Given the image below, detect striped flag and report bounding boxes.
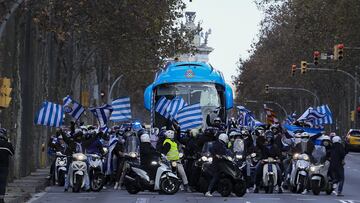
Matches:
[166,96,187,119]
[63,95,85,120]
[298,105,333,126]
[110,97,132,122]
[155,96,171,119]
[35,101,64,127]
[284,112,297,125]
[264,104,279,125]
[174,103,203,131]
[89,104,113,127]
[236,106,263,129]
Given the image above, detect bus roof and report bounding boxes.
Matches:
[152,61,226,88]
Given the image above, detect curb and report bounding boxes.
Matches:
[4,167,50,203]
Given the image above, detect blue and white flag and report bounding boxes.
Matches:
[89,104,113,127]
[283,124,323,137]
[284,112,297,125]
[175,103,203,131]
[35,101,64,127]
[166,96,187,119]
[298,105,333,126]
[63,95,85,120]
[236,106,263,129]
[110,97,132,122]
[155,96,171,119]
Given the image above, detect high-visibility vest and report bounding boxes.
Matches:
[163,138,179,161]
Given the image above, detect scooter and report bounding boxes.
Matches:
[68,153,88,192]
[309,146,333,195]
[198,155,247,197]
[54,151,67,186]
[290,153,311,193]
[123,155,180,194]
[261,157,280,194]
[87,153,105,192]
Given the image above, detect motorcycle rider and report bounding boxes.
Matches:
[330,136,346,196]
[48,132,66,183]
[161,130,190,192]
[183,129,201,190]
[254,130,283,194]
[0,128,14,203]
[205,133,230,197]
[139,133,161,183]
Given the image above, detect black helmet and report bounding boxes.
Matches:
[0,128,7,140]
[204,127,217,136]
[213,117,221,125]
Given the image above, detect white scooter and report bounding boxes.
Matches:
[54,152,68,186]
[69,153,88,192]
[262,157,279,193]
[87,153,106,192]
[290,153,311,193]
[309,146,333,195]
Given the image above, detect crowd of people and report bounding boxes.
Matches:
[0,116,349,201]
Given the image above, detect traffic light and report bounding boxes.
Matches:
[313,51,320,65]
[334,44,344,60]
[0,77,12,108]
[300,61,308,74]
[291,64,297,76]
[351,110,355,122]
[357,106,360,118]
[265,84,269,93]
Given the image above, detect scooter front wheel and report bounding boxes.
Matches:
[160,177,180,195]
[217,178,233,197]
[91,172,105,192]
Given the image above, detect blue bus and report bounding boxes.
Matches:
[144,61,234,129]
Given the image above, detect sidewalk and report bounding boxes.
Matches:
[4,168,49,203]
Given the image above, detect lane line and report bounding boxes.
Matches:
[136,198,149,203]
[259,197,281,200]
[297,198,316,201]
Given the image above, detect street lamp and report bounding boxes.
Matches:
[266,85,320,106]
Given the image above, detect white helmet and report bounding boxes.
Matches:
[140,133,150,143]
[332,136,341,143]
[218,133,229,144]
[165,130,175,139]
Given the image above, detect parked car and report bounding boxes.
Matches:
[345,129,360,151]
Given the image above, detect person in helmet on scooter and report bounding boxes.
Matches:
[205,133,230,197]
[161,130,190,192]
[254,130,283,194]
[0,128,14,203]
[140,133,161,183]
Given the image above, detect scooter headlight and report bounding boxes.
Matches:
[73,153,87,161]
[293,153,300,160]
[236,154,243,159]
[310,166,316,172]
[227,156,234,162]
[302,154,310,161]
[179,153,184,158]
[151,161,158,165]
[201,156,207,162]
[171,161,177,167]
[129,152,137,158]
[208,157,213,163]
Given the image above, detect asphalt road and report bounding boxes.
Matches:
[28,153,360,203]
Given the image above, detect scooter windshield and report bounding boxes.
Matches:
[312,145,326,164]
[233,139,245,154]
[125,136,140,155]
[202,142,214,156]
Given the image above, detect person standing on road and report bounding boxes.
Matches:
[205,133,229,197]
[0,128,14,203]
[330,136,346,196]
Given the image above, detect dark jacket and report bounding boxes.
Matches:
[211,140,229,161]
[257,144,282,160]
[330,142,346,170]
[0,139,14,167]
[140,142,160,166]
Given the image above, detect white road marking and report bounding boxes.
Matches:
[259,197,281,200]
[26,192,47,203]
[338,200,356,203]
[245,201,251,203]
[77,196,96,199]
[136,198,149,203]
[297,198,316,201]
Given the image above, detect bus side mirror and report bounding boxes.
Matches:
[225,83,233,110]
[144,84,153,111]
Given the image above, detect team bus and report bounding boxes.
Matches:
[144,61,234,129]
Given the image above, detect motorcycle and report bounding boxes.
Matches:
[123,136,180,194]
[87,148,108,192]
[68,153,88,192]
[196,142,214,193]
[54,151,68,186]
[261,157,280,194]
[290,153,311,193]
[199,154,247,197]
[309,146,333,195]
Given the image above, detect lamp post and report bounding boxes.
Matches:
[266,85,320,106]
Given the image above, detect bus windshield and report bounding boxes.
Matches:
[154,83,225,128]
